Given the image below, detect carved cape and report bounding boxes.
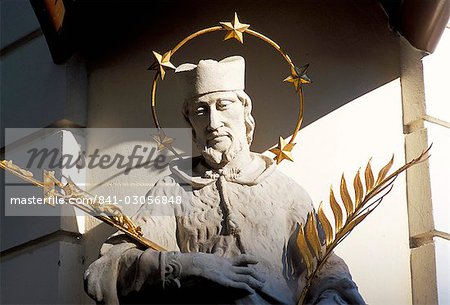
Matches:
[84,154,363,305]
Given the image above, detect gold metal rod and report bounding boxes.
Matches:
[151,73,161,129]
[289,87,304,144]
[150,24,304,156]
[171,26,223,55]
[246,28,303,145]
[246,29,295,68]
[167,146,183,159]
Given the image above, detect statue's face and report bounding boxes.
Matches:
[187,91,249,166]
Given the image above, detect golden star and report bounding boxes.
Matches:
[148,51,176,80]
[283,64,311,92]
[220,13,250,44]
[269,136,296,164]
[151,133,174,151]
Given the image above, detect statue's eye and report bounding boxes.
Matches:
[195,106,207,116]
[217,100,233,109]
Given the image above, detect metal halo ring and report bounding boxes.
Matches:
[149,14,310,164]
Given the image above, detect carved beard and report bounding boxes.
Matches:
[200,134,244,166]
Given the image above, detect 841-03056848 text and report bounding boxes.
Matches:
[97,195,182,205]
[9,195,183,206]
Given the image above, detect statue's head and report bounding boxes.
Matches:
[177,56,255,167]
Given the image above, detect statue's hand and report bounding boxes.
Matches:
[183,253,266,295]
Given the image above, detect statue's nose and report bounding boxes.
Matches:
[207,108,224,130]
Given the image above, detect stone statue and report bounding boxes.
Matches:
[84,56,365,305]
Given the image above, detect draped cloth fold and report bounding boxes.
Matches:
[84,154,365,305]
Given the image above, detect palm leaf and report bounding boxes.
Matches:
[306,212,322,259]
[338,210,370,239]
[296,147,430,305]
[376,155,394,185]
[317,202,333,246]
[340,174,354,217]
[297,224,314,277]
[329,187,343,232]
[0,160,164,251]
[353,170,364,208]
[364,159,375,192]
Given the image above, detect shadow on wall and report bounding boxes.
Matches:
[84,0,400,153]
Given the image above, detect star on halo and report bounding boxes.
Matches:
[151,133,174,151]
[148,51,176,80]
[284,64,311,92]
[269,137,296,164]
[220,13,250,44]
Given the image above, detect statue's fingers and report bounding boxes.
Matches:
[223,279,255,295]
[232,266,266,283]
[231,273,265,290]
[232,254,259,266]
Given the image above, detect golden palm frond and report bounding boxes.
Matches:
[296,146,431,305]
[0,160,165,251]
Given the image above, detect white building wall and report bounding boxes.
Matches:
[422,25,450,305]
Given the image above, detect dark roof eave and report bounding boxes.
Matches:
[401,0,450,54]
[29,0,73,64]
[30,0,450,64]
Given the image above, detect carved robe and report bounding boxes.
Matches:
[84,154,363,305]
